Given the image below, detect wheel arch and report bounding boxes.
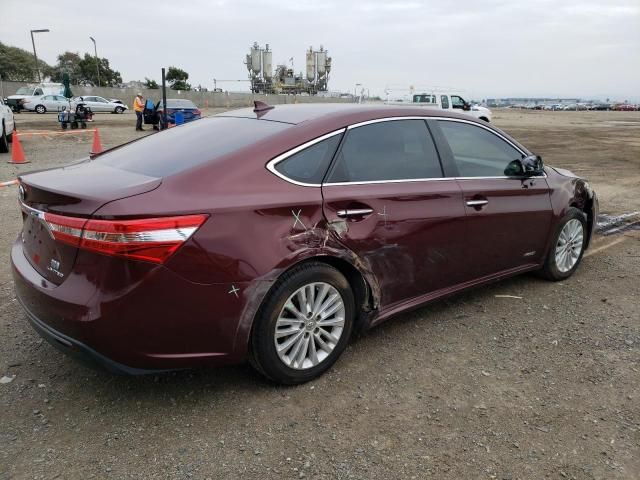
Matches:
[237,253,377,359]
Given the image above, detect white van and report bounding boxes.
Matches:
[5,83,65,112]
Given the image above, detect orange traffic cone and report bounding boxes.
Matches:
[8,133,29,164]
[90,128,103,156]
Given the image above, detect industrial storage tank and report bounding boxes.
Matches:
[316,48,327,76]
[250,43,262,74]
[262,45,272,80]
[306,47,316,82]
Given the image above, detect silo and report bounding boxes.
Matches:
[306,47,316,82]
[316,49,327,76]
[262,45,272,80]
[250,43,262,74]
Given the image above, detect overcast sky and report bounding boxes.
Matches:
[2,0,639,100]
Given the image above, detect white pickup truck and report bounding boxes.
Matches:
[0,97,16,153]
[387,92,493,122]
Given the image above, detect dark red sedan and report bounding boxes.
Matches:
[12,103,598,384]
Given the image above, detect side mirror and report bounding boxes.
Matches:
[463,103,471,111]
[504,155,544,177]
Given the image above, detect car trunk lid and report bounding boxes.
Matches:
[18,161,161,285]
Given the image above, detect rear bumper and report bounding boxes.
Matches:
[11,238,253,373]
[18,295,160,375]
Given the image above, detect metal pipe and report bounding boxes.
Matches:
[90,36,100,87]
[161,68,168,128]
[30,29,49,83]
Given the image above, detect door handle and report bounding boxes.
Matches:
[466,199,489,207]
[336,208,373,218]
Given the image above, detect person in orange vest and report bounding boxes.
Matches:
[134,93,145,131]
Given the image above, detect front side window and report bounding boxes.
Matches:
[327,120,442,183]
[437,120,523,177]
[274,134,342,184]
[451,96,466,109]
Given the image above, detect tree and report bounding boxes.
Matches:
[0,41,52,81]
[144,77,159,89]
[49,51,83,84]
[166,66,191,91]
[78,54,122,86]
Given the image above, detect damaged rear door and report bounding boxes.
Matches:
[322,118,467,309]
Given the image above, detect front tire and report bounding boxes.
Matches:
[35,105,46,114]
[539,207,587,281]
[115,106,125,114]
[251,262,355,384]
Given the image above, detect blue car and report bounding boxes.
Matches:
[144,99,202,129]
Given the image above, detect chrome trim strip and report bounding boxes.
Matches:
[323,174,546,187]
[19,200,45,219]
[346,116,434,129]
[323,177,454,187]
[466,200,489,206]
[336,208,373,218]
[19,201,54,239]
[264,115,543,187]
[265,129,346,188]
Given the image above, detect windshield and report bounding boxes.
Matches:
[95,116,289,177]
[15,87,32,95]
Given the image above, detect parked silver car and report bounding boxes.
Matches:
[73,96,128,113]
[22,94,72,114]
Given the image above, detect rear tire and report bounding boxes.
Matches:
[250,262,355,384]
[0,125,8,153]
[35,105,46,114]
[539,207,587,281]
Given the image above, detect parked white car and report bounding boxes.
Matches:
[22,94,72,114]
[1,97,16,153]
[5,83,64,112]
[73,96,128,113]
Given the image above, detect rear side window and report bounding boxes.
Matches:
[96,117,289,177]
[437,120,523,177]
[327,120,442,183]
[274,134,342,184]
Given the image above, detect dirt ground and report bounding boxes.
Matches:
[0,109,638,479]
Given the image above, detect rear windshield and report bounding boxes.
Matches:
[95,117,289,177]
[160,99,197,109]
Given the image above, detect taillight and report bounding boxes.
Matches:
[193,109,201,116]
[43,213,208,264]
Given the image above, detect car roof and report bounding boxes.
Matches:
[217,103,479,126]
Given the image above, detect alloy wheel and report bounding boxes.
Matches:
[555,219,584,273]
[274,282,345,370]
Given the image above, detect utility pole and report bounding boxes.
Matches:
[89,36,100,87]
[30,29,50,82]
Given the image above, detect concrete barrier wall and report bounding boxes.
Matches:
[0,80,353,108]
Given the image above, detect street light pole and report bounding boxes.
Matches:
[89,36,100,87]
[30,29,50,83]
